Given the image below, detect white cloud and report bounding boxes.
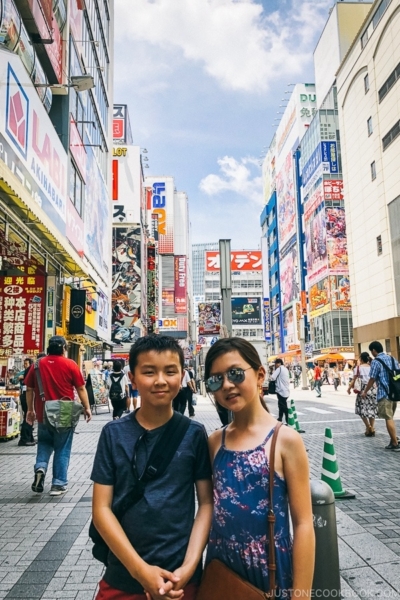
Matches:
[200,156,263,205]
[115,0,332,92]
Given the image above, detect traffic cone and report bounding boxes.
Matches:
[291,399,305,433]
[321,428,355,499]
[286,404,296,429]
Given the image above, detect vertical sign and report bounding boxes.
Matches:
[45,275,56,347]
[174,256,187,314]
[263,298,271,343]
[69,289,86,334]
[113,105,126,142]
[0,275,45,356]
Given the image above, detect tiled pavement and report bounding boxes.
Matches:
[1,390,400,598]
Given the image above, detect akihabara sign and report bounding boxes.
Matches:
[0,55,68,235]
[0,275,45,356]
[205,251,262,272]
[174,256,187,314]
[146,177,174,254]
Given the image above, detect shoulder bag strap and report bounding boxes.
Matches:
[34,360,46,402]
[267,422,283,598]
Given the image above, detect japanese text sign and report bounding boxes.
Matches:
[205,251,262,272]
[0,275,45,356]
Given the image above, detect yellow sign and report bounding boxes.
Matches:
[113,147,127,157]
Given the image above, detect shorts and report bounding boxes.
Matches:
[96,579,199,600]
[128,384,139,399]
[377,398,397,420]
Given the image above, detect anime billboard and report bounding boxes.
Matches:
[326,207,349,275]
[276,151,296,250]
[280,243,299,307]
[305,205,328,287]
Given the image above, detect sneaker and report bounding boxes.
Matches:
[385,443,400,451]
[49,485,68,496]
[32,469,45,493]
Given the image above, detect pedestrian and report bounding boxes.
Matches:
[269,358,290,423]
[124,361,139,410]
[333,366,341,391]
[107,360,129,419]
[18,358,35,446]
[25,336,92,496]
[307,366,315,390]
[348,352,377,436]
[314,362,322,397]
[322,366,330,385]
[203,338,315,598]
[362,341,400,451]
[91,334,213,600]
[181,367,195,417]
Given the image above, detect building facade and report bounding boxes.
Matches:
[336,0,400,357]
[192,242,219,296]
[0,0,114,370]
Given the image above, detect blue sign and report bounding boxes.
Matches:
[301,145,322,189]
[321,141,338,174]
[263,298,271,343]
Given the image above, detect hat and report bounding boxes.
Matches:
[48,335,67,348]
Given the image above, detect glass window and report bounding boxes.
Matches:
[0,0,21,51]
[377,235,382,255]
[364,74,370,93]
[367,117,373,136]
[371,161,376,180]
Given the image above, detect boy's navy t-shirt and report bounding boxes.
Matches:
[90,411,212,594]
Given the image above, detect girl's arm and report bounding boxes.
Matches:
[92,483,182,600]
[281,430,315,598]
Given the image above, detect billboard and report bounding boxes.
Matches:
[263,298,271,342]
[326,207,349,274]
[146,177,175,254]
[198,302,221,336]
[112,145,141,223]
[309,278,330,318]
[276,151,296,250]
[84,145,110,280]
[113,104,127,142]
[162,289,174,306]
[147,243,157,334]
[330,275,351,310]
[323,180,343,200]
[283,306,295,348]
[159,318,178,330]
[174,256,187,314]
[280,242,299,307]
[205,250,262,272]
[304,184,324,222]
[0,275,45,356]
[0,53,68,235]
[112,226,141,347]
[262,136,276,202]
[96,289,110,341]
[232,297,262,325]
[321,141,338,175]
[66,198,84,255]
[305,204,328,287]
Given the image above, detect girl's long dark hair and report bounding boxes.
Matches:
[204,338,269,412]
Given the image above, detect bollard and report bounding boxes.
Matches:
[311,479,341,598]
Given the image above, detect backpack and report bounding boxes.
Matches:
[109,373,124,402]
[375,357,400,401]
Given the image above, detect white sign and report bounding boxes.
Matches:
[112,145,141,224]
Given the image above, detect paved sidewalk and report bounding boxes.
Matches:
[0,392,399,599]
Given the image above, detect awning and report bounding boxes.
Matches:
[313,352,355,362]
[268,355,278,362]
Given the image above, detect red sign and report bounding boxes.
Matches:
[205,251,262,272]
[69,116,86,179]
[323,180,344,201]
[113,119,124,140]
[174,256,187,314]
[0,276,45,356]
[112,160,118,200]
[66,198,84,255]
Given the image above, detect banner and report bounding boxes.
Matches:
[205,250,262,272]
[69,288,86,334]
[146,177,174,254]
[0,275,45,356]
[263,298,271,342]
[232,297,262,325]
[162,289,174,306]
[305,203,328,287]
[330,275,351,310]
[280,242,299,307]
[276,151,296,249]
[174,256,187,314]
[309,278,330,318]
[283,306,295,348]
[326,207,349,275]
[198,302,221,336]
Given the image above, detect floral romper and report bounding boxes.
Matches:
[206,426,293,594]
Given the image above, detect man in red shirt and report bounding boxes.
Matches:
[25,336,92,496]
[314,362,322,398]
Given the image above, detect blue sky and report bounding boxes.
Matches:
[114,0,332,249]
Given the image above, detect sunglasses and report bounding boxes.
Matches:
[206,367,252,392]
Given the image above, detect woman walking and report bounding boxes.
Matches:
[348,352,377,436]
[203,337,315,599]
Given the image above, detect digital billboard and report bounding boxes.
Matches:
[232,297,262,325]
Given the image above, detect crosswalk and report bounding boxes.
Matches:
[292,406,354,416]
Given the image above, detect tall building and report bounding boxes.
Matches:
[336,0,400,357]
[192,242,219,296]
[0,0,114,367]
[260,84,317,361]
[145,176,191,348]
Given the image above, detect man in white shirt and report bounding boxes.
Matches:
[270,359,291,423]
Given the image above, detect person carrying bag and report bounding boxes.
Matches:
[25,336,91,496]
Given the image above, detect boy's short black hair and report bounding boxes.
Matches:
[369,341,383,354]
[112,360,122,372]
[275,358,283,366]
[129,334,184,373]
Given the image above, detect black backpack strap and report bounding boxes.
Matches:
[375,357,391,397]
[34,359,46,402]
[111,373,124,382]
[142,412,191,483]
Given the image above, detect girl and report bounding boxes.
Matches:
[347,352,377,436]
[204,338,314,598]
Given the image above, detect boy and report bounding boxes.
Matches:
[91,335,212,600]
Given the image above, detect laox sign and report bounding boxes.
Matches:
[152,182,166,235]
